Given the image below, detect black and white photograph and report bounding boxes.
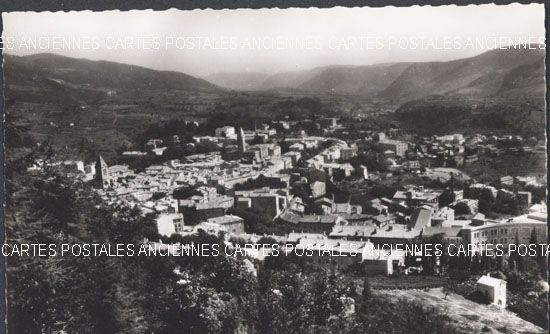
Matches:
[2,3,548,333]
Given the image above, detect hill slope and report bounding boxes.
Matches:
[205,48,545,103]
[4,53,222,105]
[296,63,411,96]
[204,72,269,91]
[206,64,409,96]
[379,48,545,102]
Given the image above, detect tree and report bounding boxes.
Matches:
[453,202,471,215]
[529,227,539,245]
[510,231,524,272]
[361,277,372,302]
[251,135,265,145]
[480,188,496,204]
[439,190,454,208]
[6,147,260,334]
[478,199,492,215]
[173,185,202,200]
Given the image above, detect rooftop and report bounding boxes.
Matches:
[206,215,244,225]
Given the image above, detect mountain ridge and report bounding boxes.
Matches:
[204,47,545,103]
[4,48,545,106]
[3,52,223,105]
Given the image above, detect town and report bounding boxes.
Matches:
[34,116,546,283]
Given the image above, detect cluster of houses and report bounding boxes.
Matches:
[31,119,546,288]
[82,125,367,241]
[371,132,542,175]
[148,158,547,277]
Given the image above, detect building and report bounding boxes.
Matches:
[246,143,281,161]
[477,275,506,308]
[461,207,547,250]
[465,155,479,164]
[242,148,261,163]
[156,213,185,236]
[310,181,326,199]
[313,197,334,215]
[516,191,532,206]
[306,167,326,184]
[356,165,368,179]
[435,134,465,145]
[379,139,408,157]
[404,160,421,171]
[296,215,346,234]
[362,240,406,275]
[364,199,387,215]
[452,156,464,167]
[432,207,455,225]
[283,151,301,165]
[145,139,163,150]
[500,176,514,185]
[95,155,111,189]
[272,120,290,130]
[195,203,226,222]
[268,145,281,157]
[321,163,354,179]
[289,142,305,151]
[235,190,288,219]
[341,147,358,160]
[329,223,419,246]
[215,126,236,138]
[408,206,432,230]
[288,197,306,213]
[393,186,441,208]
[206,215,245,234]
[319,117,338,128]
[421,225,463,245]
[237,127,247,153]
[529,203,546,214]
[515,176,541,187]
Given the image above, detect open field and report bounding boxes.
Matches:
[378,288,545,334]
[424,168,472,182]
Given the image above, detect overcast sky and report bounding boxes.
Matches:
[2,4,545,77]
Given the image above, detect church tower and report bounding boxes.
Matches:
[450,173,456,202]
[95,155,110,189]
[237,127,246,153]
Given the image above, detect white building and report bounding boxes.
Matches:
[215,126,236,139]
[156,213,185,237]
[477,275,506,308]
